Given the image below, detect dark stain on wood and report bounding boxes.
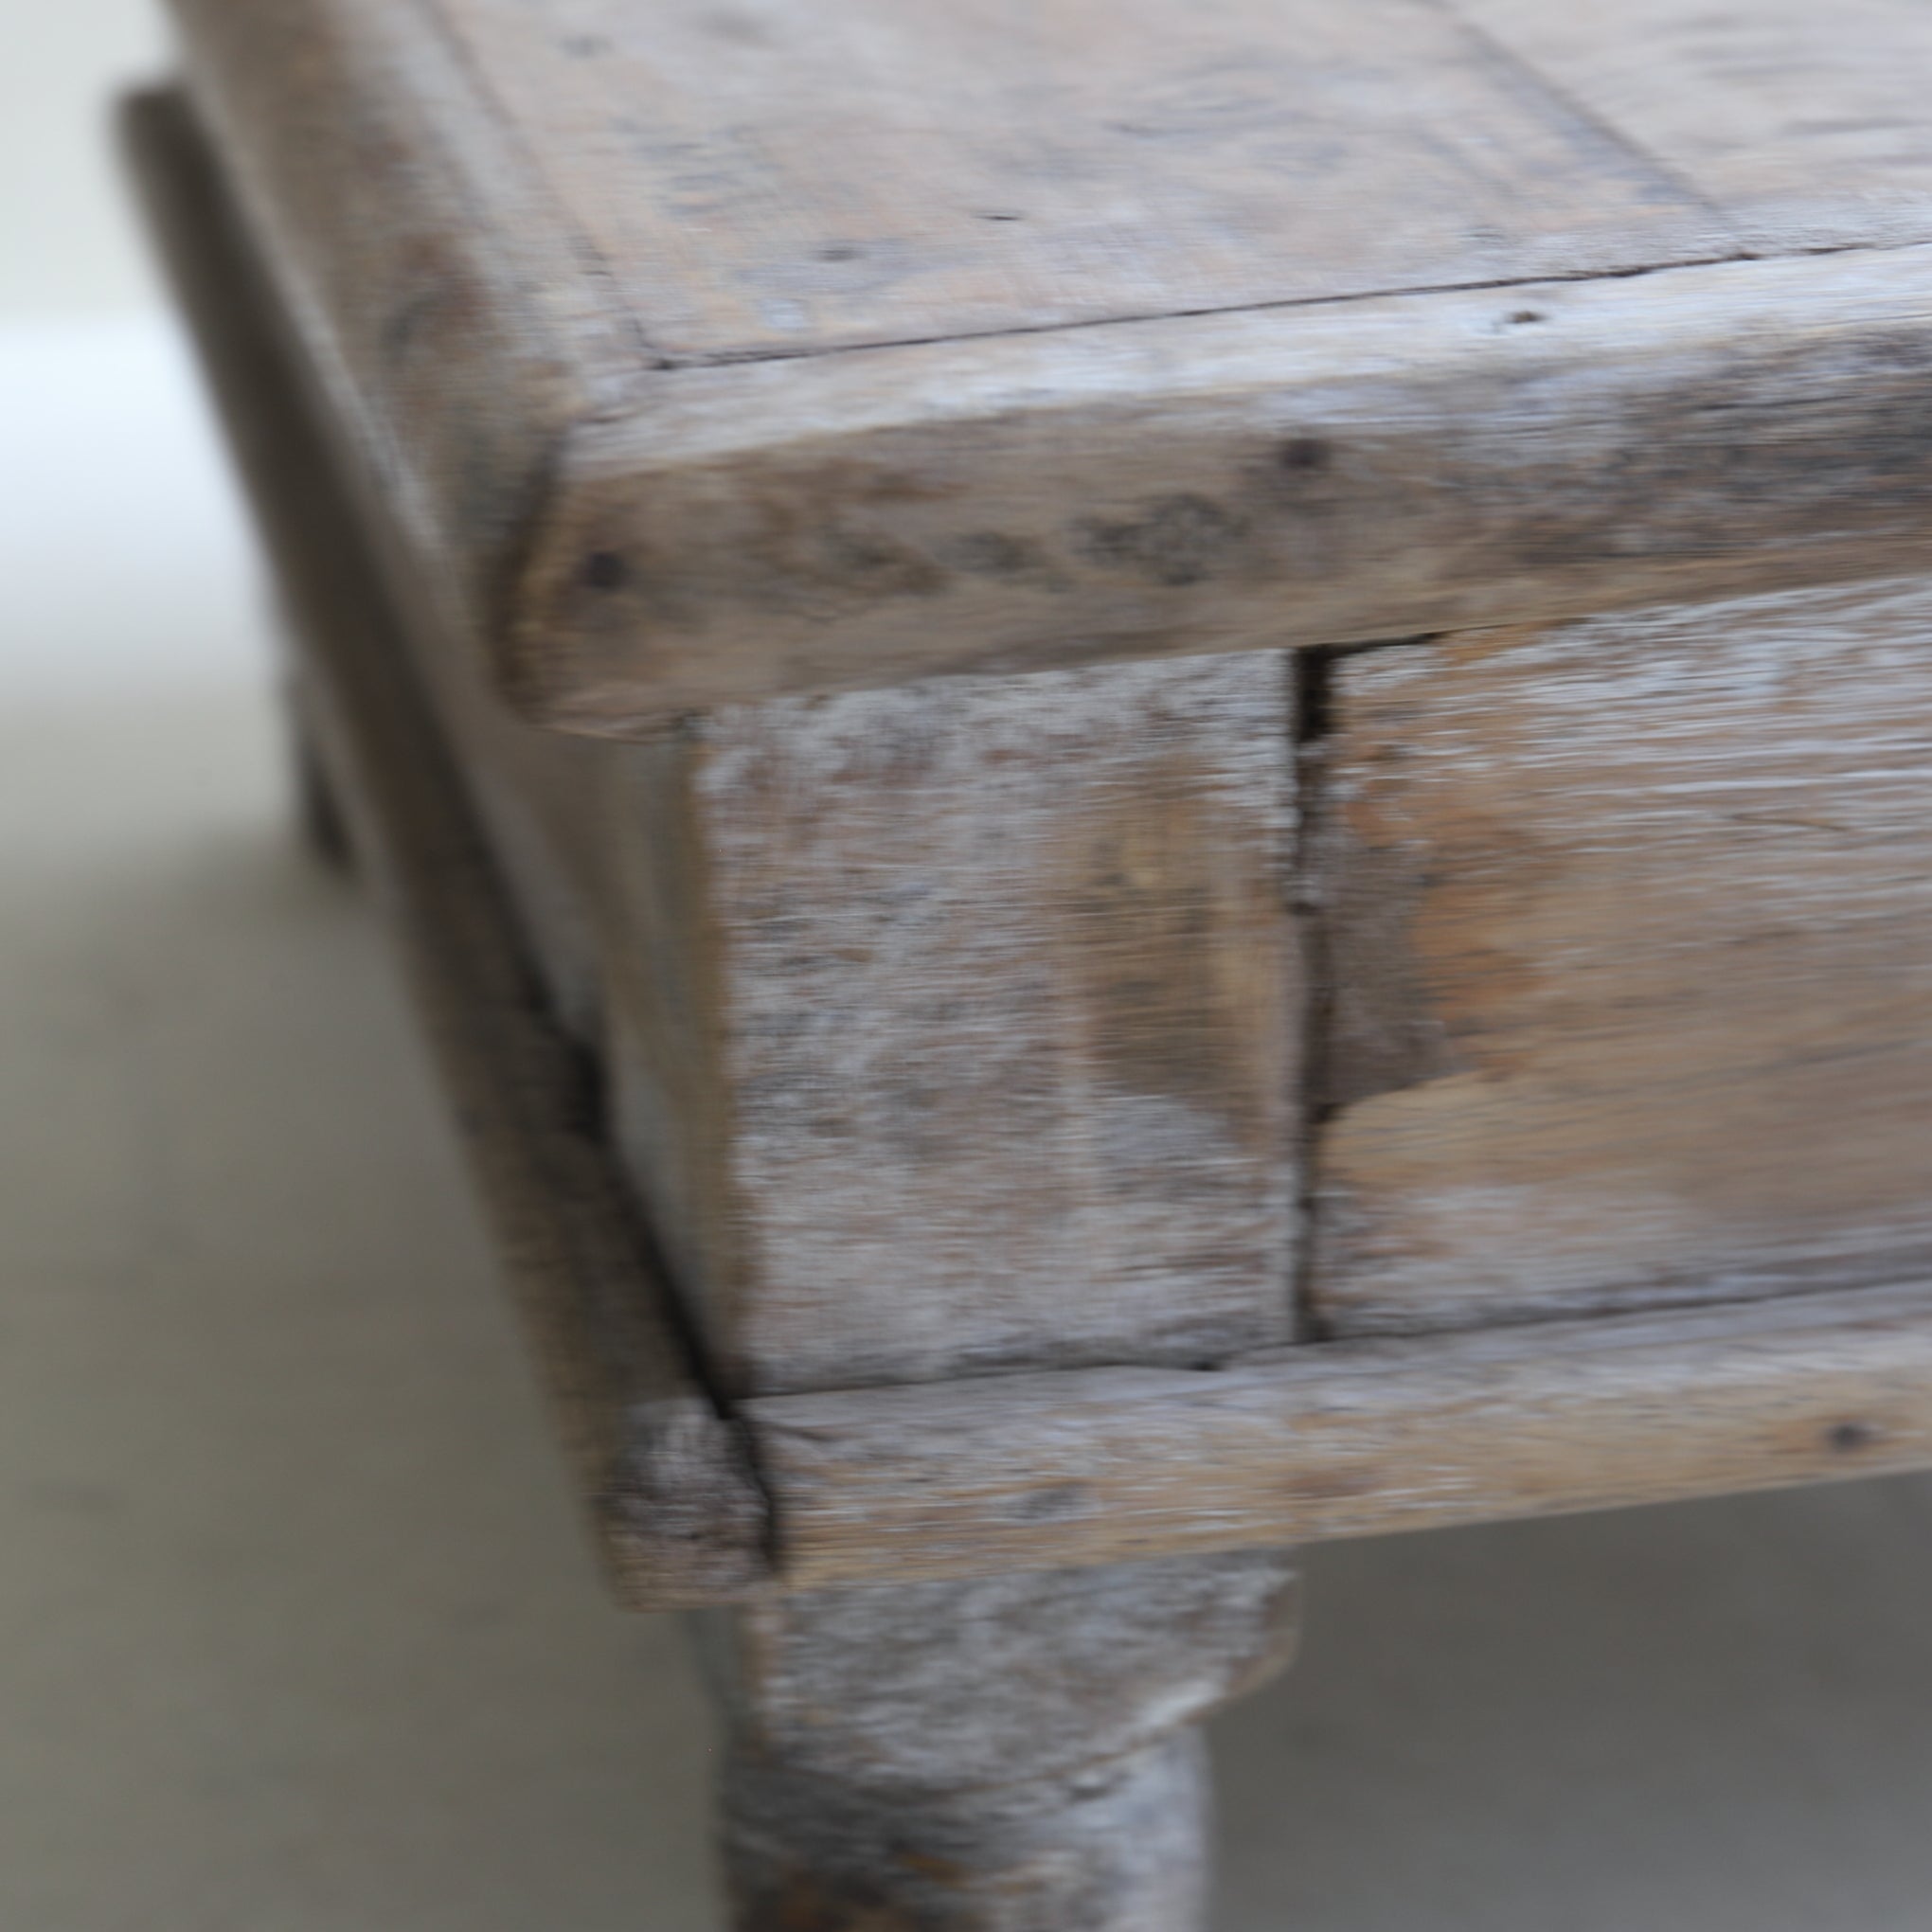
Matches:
[1072,492,1249,588]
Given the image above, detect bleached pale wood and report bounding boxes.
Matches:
[137,63,1304,1412]
[1310,577,1932,1337]
[306,467,1306,1400]
[744,1280,1932,1590]
[419,0,1719,362]
[1458,0,1932,252]
[167,0,1932,728]
[166,0,635,638]
[138,36,1932,1919]
[603,656,1302,1398]
[696,1550,1298,1929]
[139,63,1315,1905]
[510,250,1932,730]
[121,87,769,1610]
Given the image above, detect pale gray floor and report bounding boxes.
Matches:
[9,11,1932,1931]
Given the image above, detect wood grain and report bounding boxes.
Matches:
[697,1549,1297,1929]
[510,247,1932,728]
[604,654,1304,1396]
[1458,0,1932,252]
[1311,578,1932,1336]
[121,87,769,1610]
[747,1281,1932,1589]
[166,0,635,636]
[147,62,1310,1405]
[167,0,1932,726]
[423,0,1721,361]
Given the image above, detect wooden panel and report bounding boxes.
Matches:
[605,656,1304,1396]
[510,248,1932,729]
[425,0,1722,361]
[1462,0,1932,252]
[1312,577,1932,1336]
[745,1280,1932,1589]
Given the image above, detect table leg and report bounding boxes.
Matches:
[693,1547,1298,1930]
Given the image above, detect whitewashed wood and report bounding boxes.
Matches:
[604,654,1303,1396]
[127,89,1932,1610]
[167,0,1932,727]
[695,1549,1298,1929]
[140,71,1318,1923]
[1312,577,1932,1336]
[1459,0,1932,252]
[510,248,1932,729]
[420,0,1719,361]
[145,66,1309,1405]
[744,1281,1932,1589]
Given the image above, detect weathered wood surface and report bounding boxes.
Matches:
[169,0,1932,726]
[121,87,770,1610]
[412,0,1723,362]
[511,252,1932,732]
[167,12,1314,1397]
[130,80,1932,1602]
[695,1549,1298,1929]
[604,657,1302,1396]
[745,1281,1932,1590]
[1311,578,1932,1336]
[1460,0,1932,253]
[371,534,1305,1399]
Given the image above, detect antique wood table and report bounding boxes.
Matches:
[129,2,1932,1924]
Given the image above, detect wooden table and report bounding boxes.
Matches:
[128,2,1932,1924]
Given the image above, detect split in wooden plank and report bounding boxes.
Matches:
[120,85,770,1611]
[1307,579,1932,1337]
[602,654,1304,1397]
[124,82,1932,1610]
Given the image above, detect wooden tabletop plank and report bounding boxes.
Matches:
[424,0,1726,362]
[165,0,1932,724]
[510,245,1932,728]
[1460,0,1932,254]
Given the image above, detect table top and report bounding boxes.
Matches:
[170,0,1932,729]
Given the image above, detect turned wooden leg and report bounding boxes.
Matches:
[693,1547,1299,1931]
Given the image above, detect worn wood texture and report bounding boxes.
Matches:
[745,1281,1932,1590]
[602,657,1302,1396]
[169,0,1932,725]
[694,1549,1298,1929]
[166,0,635,637]
[414,0,1721,362]
[1459,0,1932,252]
[125,87,1932,1605]
[510,251,1932,731]
[121,87,769,1609]
[134,69,1302,1430]
[1311,577,1932,1336]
